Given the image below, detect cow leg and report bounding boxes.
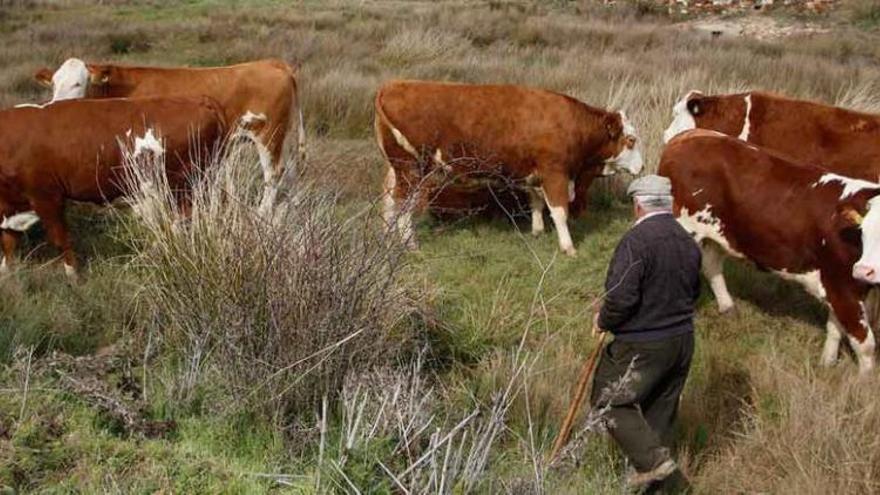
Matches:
[542,175,576,256]
[256,137,278,216]
[850,327,877,376]
[528,187,545,236]
[381,165,418,250]
[396,188,419,251]
[821,312,844,367]
[382,166,398,230]
[826,287,876,375]
[32,198,77,279]
[700,241,735,314]
[1,229,21,274]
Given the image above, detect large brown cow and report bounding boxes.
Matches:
[0,96,226,277]
[374,80,643,255]
[663,90,880,180]
[35,57,303,214]
[660,129,880,374]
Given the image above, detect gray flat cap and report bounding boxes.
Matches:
[627,175,672,197]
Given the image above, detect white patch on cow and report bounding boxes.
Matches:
[814,173,880,200]
[821,313,844,367]
[677,204,743,257]
[692,188,704,196]
[390,126,419,159]
[854,196,880,284]
[821,238,827,246]
[773,269,826,301]
[1,211,40,231]
[50,58,89,101]
[241,111,268,126]
[848,305,876,375]
[546,201,575,256]
[14,103,49,109]
[0,256,8,274]
[663,90,701,143]
[528,188,545,235]
[64,262,76,278]
[737,94,752,141]
[133,129,165,158]
[568,180,575,203]
[605,111,643,175]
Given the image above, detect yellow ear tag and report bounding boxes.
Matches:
[845,209,864,225]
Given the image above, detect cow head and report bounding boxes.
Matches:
[601,111,643,176]
[845,196,880,284]
[663,90,704,143]
[34,58,111,101]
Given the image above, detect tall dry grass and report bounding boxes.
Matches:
[696,353,880,494]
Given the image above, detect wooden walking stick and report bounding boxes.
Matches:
[549,330,608,464]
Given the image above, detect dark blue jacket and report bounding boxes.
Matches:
[598,213,702,341]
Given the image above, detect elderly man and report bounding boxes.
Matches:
[590,175,701,491]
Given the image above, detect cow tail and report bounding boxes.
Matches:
[374,88,399,168]
[287,62,306,175]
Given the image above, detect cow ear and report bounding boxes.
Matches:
[838,204,864,229]
[34,68,53,88]
[686,97,702,116]
[88,66,110,85]
[604,114,622,140]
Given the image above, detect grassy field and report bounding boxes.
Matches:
[2,0,880,493]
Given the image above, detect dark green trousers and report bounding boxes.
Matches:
[590,332,694,473]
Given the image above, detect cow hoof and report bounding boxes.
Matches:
[718,304,736,315]
[819,355,838,368]
[531,229,544,237]
[563,247,577,257]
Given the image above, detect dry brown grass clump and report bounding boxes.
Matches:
[696,353,880,494]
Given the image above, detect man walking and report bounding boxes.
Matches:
[590,175,701,492]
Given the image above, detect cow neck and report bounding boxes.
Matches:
[572,103,614,162]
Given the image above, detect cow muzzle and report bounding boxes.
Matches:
[853,263,880,284]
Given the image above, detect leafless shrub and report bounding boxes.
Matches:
[319,349,528,494]
[119,142,422,425]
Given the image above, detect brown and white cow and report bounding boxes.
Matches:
[374,80,643,255]
[660,129,880,374]
[663,90,880,181]
[35,57,304,214]
[0,96,226,277]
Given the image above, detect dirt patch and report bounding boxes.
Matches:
[657,0,838,16]
[40,349,176,439]
[682,15,831,40]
